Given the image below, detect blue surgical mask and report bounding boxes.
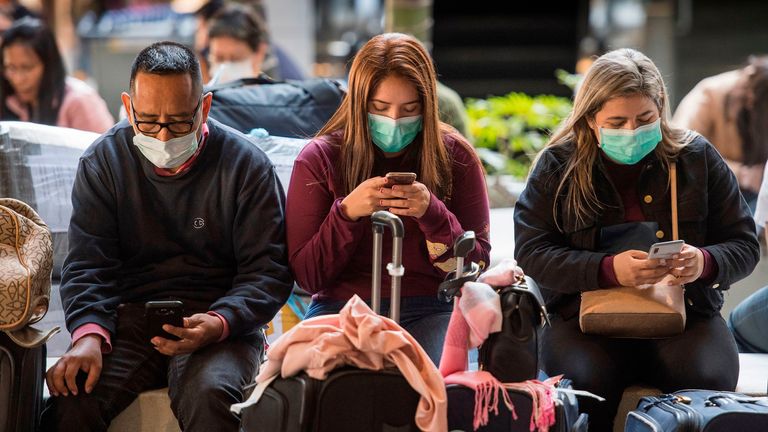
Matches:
[368,113,422,153]
[599,119,662,165]
[133,131,199,168]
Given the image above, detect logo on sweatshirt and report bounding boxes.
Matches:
[193,218,205,229]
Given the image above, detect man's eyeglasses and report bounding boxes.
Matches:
[131,97,202,135]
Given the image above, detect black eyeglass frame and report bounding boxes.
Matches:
[130,97,203,136]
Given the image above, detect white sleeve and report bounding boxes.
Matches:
[753,162,768,231]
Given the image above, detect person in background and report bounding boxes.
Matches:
[286,33,491,366]
[41,41,292,431]
[514,48,758,431]
[194,0,304,83]
[206,2,268,84]
[728,162,768,355]
[673,56,768,211]
[0,18,114,133]
[436,81,470,139]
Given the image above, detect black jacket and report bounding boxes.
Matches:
[514,134,759,319]
[61,119,293,341]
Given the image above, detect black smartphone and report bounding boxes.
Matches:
[145,300,184,341]
[385,172,416,186]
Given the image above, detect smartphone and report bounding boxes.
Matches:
[145,300,184,341]
[647,240,685,260]
[385,172,416,186]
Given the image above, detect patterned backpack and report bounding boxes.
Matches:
[0,198,58,347]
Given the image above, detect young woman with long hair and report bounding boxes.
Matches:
[514,48,759,430]
[285,33,490,365]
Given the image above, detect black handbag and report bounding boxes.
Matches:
[477,276,549,383]
[436,232,549,384]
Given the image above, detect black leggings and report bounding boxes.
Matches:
[540,312,739,432]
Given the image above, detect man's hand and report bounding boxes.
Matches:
[613,249,669,286]
[46,334,103,397]
[152,313,223,356]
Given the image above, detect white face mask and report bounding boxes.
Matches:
[208,59,254,85]
[133,131,199,169]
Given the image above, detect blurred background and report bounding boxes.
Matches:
[7,0,765,179]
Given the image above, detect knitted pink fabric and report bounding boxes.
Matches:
[438,281,501,377]
[444,371,562,432]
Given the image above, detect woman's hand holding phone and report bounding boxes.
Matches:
[664,244,704,285]
[383,181,431,218]
[613,249,669,286]
[340,176,390,221]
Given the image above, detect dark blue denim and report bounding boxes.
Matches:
[728,285,768,353]
[305,295,452,366]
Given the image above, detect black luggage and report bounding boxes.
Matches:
[0,331,46,432]
[446,378,588,432]
[625,390,768,432]
[206,75,345,138]
[239,211,421,432]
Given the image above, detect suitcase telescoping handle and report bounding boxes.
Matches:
[371,211,405,322]
[453,231,476,279]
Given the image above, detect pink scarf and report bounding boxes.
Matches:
[444,371,563,432]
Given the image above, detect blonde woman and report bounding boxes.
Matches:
[514,48,758,430]
[285,33,490,365]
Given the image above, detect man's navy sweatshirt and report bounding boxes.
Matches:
[60,118,293,341]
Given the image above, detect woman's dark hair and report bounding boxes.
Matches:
[208,3,269,51]
[729,56,768,166]
[0,18,66,125]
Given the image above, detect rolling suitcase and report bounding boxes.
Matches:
[0,331,46,432]
[239,211,422,432]
[625,390,768,432]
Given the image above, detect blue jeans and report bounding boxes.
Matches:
[728,285,768,353]
[306,296,452,366]
[41,302,263,432]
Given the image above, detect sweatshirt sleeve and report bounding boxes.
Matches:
[415,140,491,274]
[286,149,368,294]
[60,158,123,335]
[209,165,294,337]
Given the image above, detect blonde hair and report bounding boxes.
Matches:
[538,48,692,229]
[317,32,453,199]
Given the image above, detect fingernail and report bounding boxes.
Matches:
[391,186,397,191]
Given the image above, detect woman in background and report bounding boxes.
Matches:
[0,18,113,133]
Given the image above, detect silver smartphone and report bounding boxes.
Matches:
[647,240,685,260]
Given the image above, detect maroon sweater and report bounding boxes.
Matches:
[286,132,491,301]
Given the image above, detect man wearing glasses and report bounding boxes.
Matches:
[42,41,293,431]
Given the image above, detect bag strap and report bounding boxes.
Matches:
[671,162,678,240]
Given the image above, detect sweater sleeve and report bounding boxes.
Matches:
[415,141,491,274]
[60,88,115,134]
[286,149,368,294]
[209,166,294,337]
[60,158,123,335]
